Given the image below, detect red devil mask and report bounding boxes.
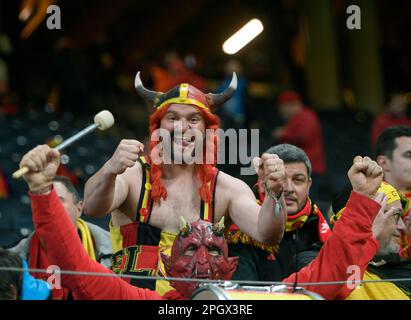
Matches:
[161,217,238,298]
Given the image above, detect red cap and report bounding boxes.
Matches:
[277,90,302,104]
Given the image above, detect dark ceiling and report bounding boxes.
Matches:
[1,0,297,76]
[1,0,410,100]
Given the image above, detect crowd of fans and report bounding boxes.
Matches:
[1,49,411,300]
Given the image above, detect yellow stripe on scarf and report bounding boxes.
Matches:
[109,219,123,254]
[156,231,177,296]
[286,214,309,232]
[77,218,96,261]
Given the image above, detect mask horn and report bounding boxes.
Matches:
[134,71,162,107]
[179,216,192,237]
[206,72,237,110]
[212,216,225,235]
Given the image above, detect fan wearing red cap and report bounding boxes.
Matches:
[273,90,327,198]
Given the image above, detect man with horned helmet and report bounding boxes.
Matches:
[83,72,287,295]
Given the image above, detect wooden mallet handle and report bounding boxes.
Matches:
[12,167,30,179]
[11,110,114,180]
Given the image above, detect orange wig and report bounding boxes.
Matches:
[148,105,220,203]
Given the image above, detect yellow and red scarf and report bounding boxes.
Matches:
[257,179,331,242]
[226,197,332,253]
[286,198,331,243]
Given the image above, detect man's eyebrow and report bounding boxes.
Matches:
[292,173,307,178]
[165,111,202,117]
[387,209,403,216]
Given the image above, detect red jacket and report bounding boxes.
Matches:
[31,189,380,300]
[284,192,380,299]
[279,108,326,175]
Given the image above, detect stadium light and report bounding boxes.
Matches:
[223,19,264,55]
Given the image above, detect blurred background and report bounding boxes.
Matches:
[0,0,410,245]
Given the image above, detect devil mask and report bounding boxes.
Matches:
[161,217,238,298]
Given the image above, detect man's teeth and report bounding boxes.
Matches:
[175,136,192,142]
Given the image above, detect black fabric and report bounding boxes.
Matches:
[212,170,219,220]
[228,214,323,282]
[135,157,148,222]
[111,245,158,291]
[136,222,162,246]
[331,183,352,214]
[367,260,411,295]
[277,216,323,278]
[229,243,283,282]
[111,223,162,291]
[290,245,323,274]
[200,200,205,221]
[155,86,181,107]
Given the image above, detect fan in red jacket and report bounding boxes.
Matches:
[273,91,326,176]
[21,145,383,300]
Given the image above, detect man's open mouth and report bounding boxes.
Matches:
[174,135,195,147]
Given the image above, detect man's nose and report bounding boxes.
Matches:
[283,178,294,192]
[174,119,189,132]
[397,217,406,232]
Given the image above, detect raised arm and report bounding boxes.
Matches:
[284,192,381,299]
[20,145,162,300]
[284,156,384,299]
[227,153,287,245]
[32,188,162,300]
[84,139,144,217]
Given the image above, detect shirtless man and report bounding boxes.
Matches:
[83,73,287,294]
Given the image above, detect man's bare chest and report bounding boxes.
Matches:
[115,173,228,230]
[150,191,202,232]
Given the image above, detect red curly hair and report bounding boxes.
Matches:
[148,105,220,203]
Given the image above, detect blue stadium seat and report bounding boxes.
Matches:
[12,213,34,236]
[0,206,13,231]
[0,231,25,248]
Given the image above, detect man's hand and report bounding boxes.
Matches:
[371,192,391,239]
[20,145,60,193]
[253,153,285,196]
[348,156,383,198]
[106,139,144,175]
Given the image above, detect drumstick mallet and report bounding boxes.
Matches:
[12,110,115,179]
